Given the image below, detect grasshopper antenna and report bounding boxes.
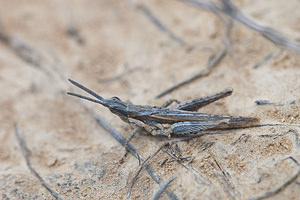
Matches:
[67,79,107,106]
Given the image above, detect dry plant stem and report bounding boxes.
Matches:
[259,129,300,147]
[155,48,227,98]
[127,144,165,197]
[163,145,189,170]
[248,157,300,200]
[127,156,151,197]
[253,51,277,69]
[182,0,300,53]
[0,31,47,72]
[163,142,211,185]
[137,3,185,45]
[14,123,64,200]
[212,156,236,200]
[170,131,215,142]
[151,175,177,200]
[98,66,142,83]
[87,108,179,200]
[252,123,300,129]
[231,133,249,145]
[151,5,232,99]
[0,29,67,83]
[223,19,240,64]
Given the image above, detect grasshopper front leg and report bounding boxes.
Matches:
[128,118,171,137]
[120,129,138,163]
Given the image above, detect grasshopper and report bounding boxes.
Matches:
[67,79,259,137]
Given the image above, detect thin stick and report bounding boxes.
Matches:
[253,51,277,69]
[98,66,142,83]
[259,129,300,147]
[251,123,300,129]
[170,131,222,142]
[286,156,300,166]
[127,156,151,197]
[151,175,177,200]
[137,3,185,45]
[14,123,64,200]
[212,155,236,200]
[231,133,248,145]
[155,48,227,98]
[0,31,47,71]
[127,144,166,197]
[182,0,300,53]
[164,149,188,170]
[223,19,240,64]
[248,158,300,200]
[86,108,179,200]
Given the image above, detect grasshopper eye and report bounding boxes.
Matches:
[111,97,120,101]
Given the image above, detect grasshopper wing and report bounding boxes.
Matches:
[149,109,228,122]
[171,116,259,135]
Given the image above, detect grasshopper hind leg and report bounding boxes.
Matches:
[175,88,233,111]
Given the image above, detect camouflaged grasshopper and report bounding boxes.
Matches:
[67,79,259,137]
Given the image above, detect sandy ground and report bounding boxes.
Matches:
[1,0,300,199]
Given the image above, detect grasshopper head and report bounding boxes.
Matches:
[106,97,129,121]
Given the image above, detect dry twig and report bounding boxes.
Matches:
[127,144,165,197]
[151,174,177,200]
[182,0,300,53]
[127,156,151,197]
[212,156,236,200]
[252,51,277,69]
[14,123,63,200]
[137,3,185,45]
[0,32,46,71]
[98,66,142,83]
[248,157,300,200]
[155,48,227,98]
[259,129,300,147]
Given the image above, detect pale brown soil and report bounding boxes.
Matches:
[1,0,300,199]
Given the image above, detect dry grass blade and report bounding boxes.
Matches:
[127,144,166,197]
[182,0,300,53]
[248,157,300,200]
[151,175,177,200]
[14,123,64,200]
[156,48,227,98]
[259,129,300,147]
[0,31,46,70]
[252,51,278,69]
[127,156,151,197]
[137,3,185,45]
[212,156,236,200]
